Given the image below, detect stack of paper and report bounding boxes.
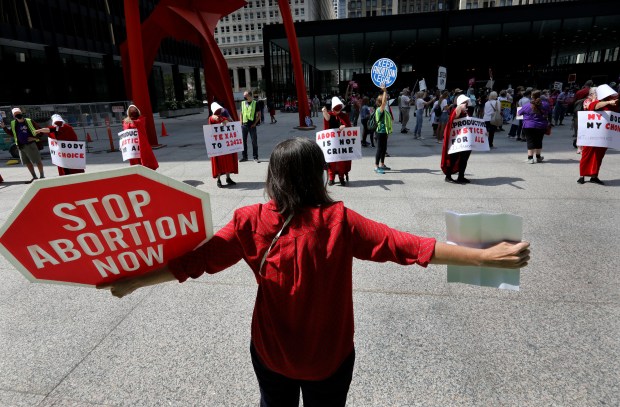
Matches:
[445,211,523,291]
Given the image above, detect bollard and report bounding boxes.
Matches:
[107,126,117,152]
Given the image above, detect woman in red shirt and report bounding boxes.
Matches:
[40,114,85,176]
[322,96,352,186]
[209,102,238,188]
[100,138,530,406]
[122,104,159,171]
[578,84,618,185]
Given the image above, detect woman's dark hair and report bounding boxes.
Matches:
[531,90,542,114]
[266,138,333,215]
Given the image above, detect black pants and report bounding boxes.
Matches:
[251,343,355,407]
[242,123,258,159]
[458,150,471,178]
[485,121,496,147]
[375,132,388,166]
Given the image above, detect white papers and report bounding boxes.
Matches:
[445,211,523,291]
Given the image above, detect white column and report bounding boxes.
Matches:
[245,67,251,90]
[256,66,262,81]
[233,68,240,92]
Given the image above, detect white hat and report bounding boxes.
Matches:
[331,96,344,109]
[126,104,141,116]
[51,114,64,124]
[211,102,223,114]
[456,94,471,106]
[11,107,22,115]
[596,84,618,101]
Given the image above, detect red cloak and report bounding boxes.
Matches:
[323,111,352,180]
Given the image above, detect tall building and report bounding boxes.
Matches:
[214,0,335,93]
[345,0,398,18]
[398,0,456,13]
[456,0,576,9]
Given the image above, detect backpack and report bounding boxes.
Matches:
[367,109,378,132]
[433,103,442,117]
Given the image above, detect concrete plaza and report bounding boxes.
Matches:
[0,109,618,406]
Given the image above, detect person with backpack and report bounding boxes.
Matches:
[359,97,374,148]
[373,85,392,174]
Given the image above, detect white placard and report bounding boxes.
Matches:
[437,67,447,90]
[447,117,490,154]
[316,126,362,163]
[118,129,141,161]
[48,138,86,169]
[577,111,620,149]
[553,81,563,91]
[515,106,523,120]
[203,121,244,158]
[446,211,523,291]
[419,78,427,91]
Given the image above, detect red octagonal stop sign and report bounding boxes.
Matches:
[0,166,213,286]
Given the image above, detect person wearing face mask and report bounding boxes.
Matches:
[322,96,352,186]
[240,91,261,162]
[0,107,45,184]
[122,104,159,171]
[37,114,85,176]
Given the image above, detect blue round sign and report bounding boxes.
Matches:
[371,58,398,88]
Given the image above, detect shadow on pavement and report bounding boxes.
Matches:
[470,176,526,189]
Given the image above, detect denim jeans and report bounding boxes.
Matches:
[414,108,424,135]
[242,123,258,159]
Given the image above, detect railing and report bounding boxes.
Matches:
[0,101,132,152]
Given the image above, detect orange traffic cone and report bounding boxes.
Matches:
[86,133,93,142]
[161,122,169,137]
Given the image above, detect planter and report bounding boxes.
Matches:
[159,107,204,118]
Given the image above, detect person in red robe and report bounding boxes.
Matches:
[122,104,159,171]
[209,102,238,188]
[322,96,352,186]
[578,84,618,185]
[441,95,473,184]
[37,114,86,176]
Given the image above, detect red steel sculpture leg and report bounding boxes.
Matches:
[123,0,159,146]
[277,0,311,127]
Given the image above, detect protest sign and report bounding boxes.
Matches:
[118,129,140,161]
[316,126,362,163]
[0,166,213,286]
[553,81,563,91]
[577,111,620,149]
[203,121,244,158]
[371,58,397,88]
[437,66,447,90]
[419,78,427,91]
[447,117,490,154]
[500,100,512,110]
[48,138,86,169]
[515,106,523,120]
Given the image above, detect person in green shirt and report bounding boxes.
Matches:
[240,91,261,162]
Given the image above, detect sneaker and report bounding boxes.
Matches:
[590,177,605,185]
[380,165,391,171]
[419,136,425,140]
[526,158,535,164]
[374,167,385,174]
[239,157,248,162]
[254,158,260,163]
[536,156,544,163]
[577,177,585,184]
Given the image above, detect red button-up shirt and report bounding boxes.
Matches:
[168,201,436,380]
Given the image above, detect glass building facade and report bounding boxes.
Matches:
[264,0,620,106]
[0,0,203,107]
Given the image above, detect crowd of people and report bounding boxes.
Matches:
[1,79,616,188]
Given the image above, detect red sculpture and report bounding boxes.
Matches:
[121,0,311,146]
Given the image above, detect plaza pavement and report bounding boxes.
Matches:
[0,109,618,407]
